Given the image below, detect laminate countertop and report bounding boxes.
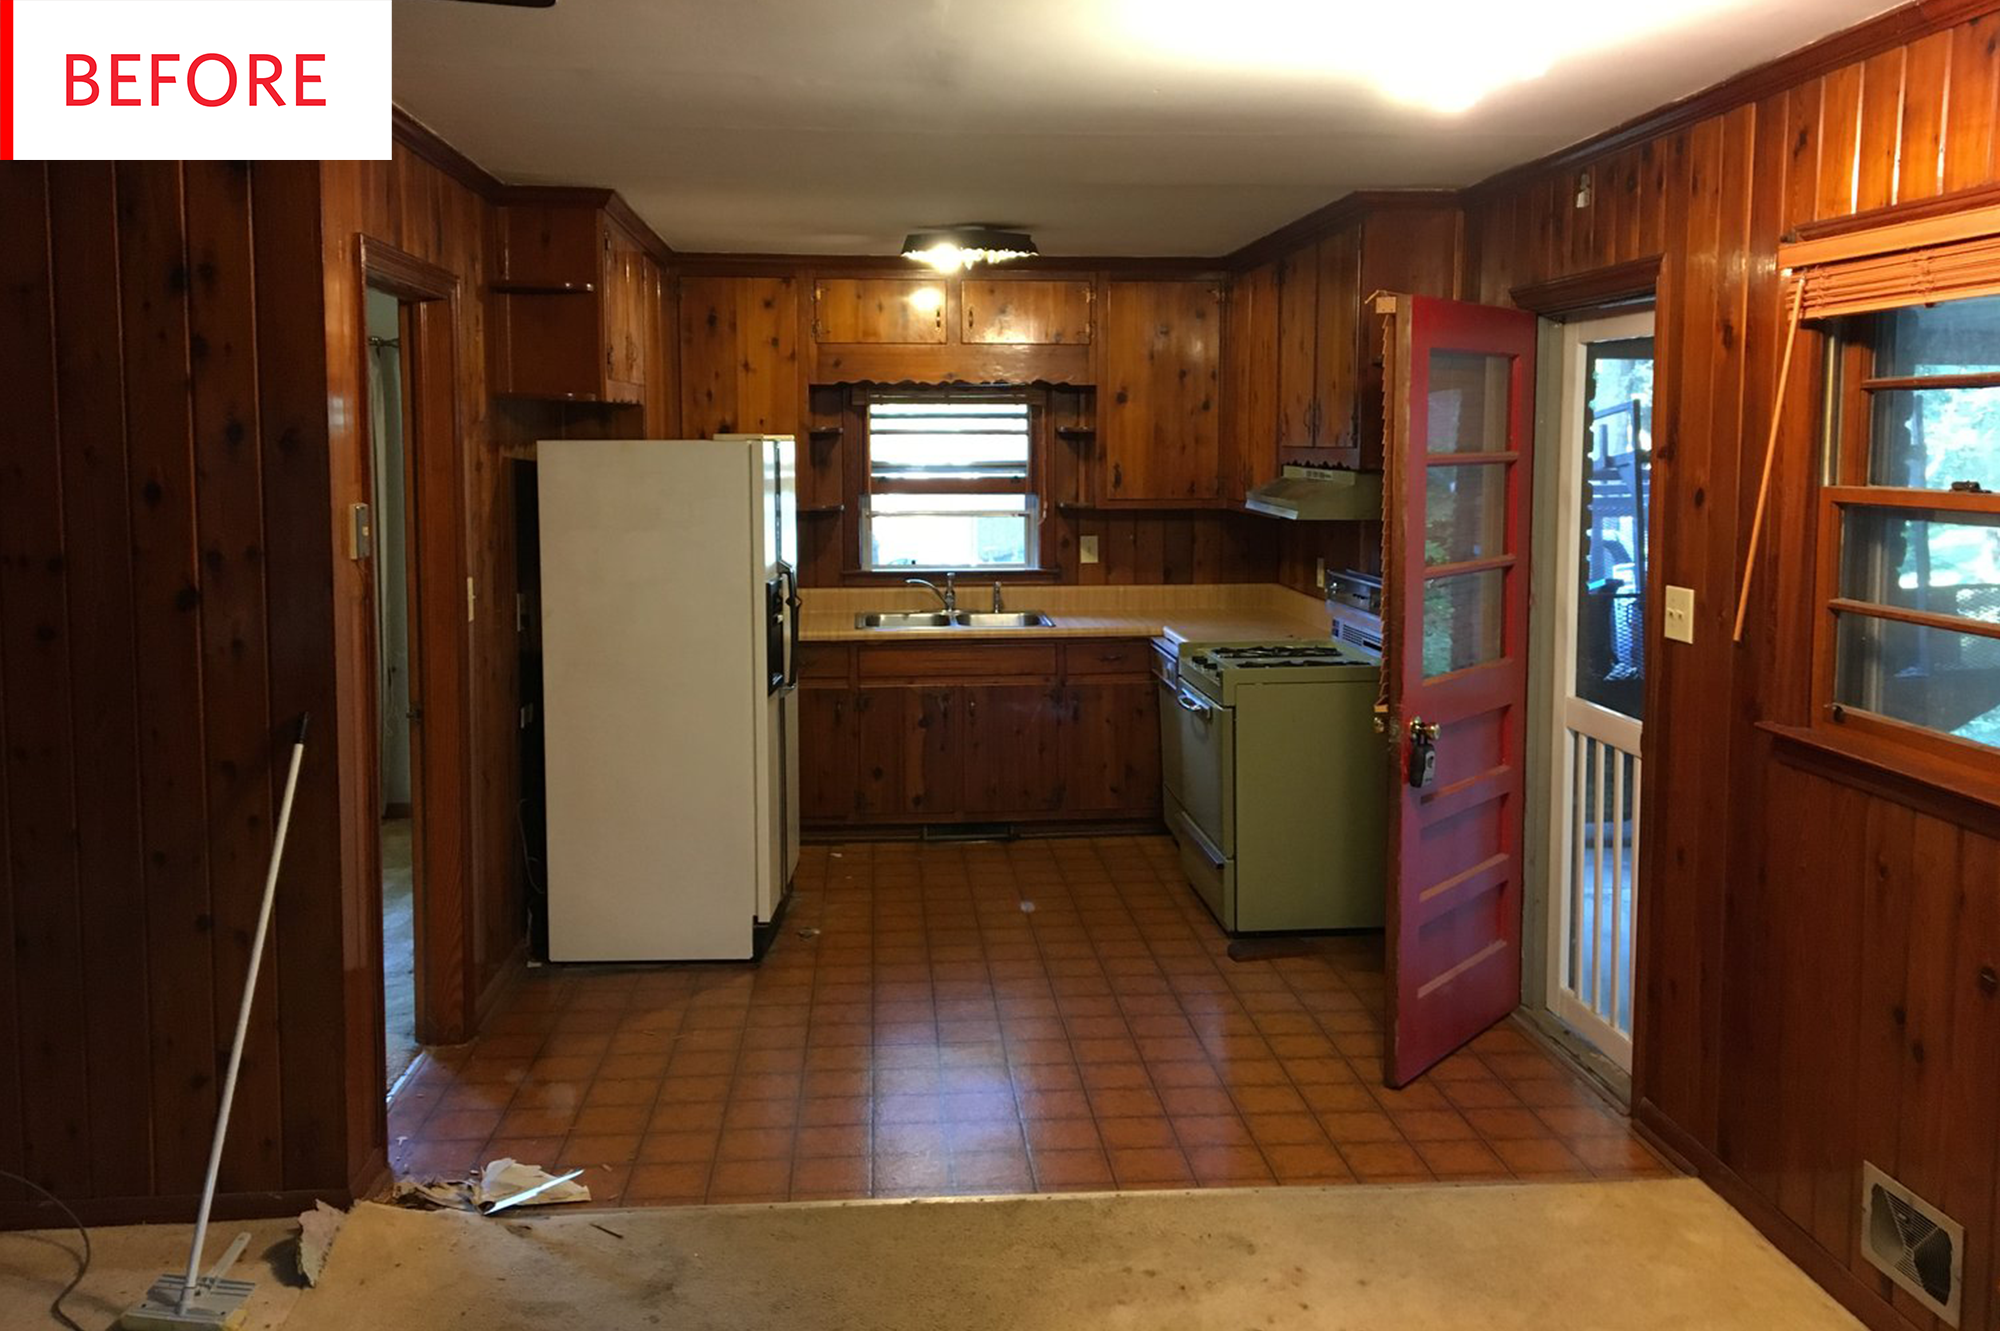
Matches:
[797,584,1333,649]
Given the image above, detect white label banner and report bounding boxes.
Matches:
[10,0,392,160]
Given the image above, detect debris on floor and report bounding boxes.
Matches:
[391,1159,590,1215]
[295,1202,347,1287]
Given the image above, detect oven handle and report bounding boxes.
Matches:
[1175,687,1213,720]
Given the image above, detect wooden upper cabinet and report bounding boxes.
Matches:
[1223,260,1280,501]
[1274,245,1320,453]
[1271,230,1361,459]
[962,279,1093,345]
[1313,232,1361,455]
[491,199,664,408]
[679,273,801,438]
[814,278,948,344]
[496,203,601,289]
[1251,208,1459,471]
[1097,278,1223,504]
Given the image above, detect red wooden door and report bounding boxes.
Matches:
[1379,293,1538,1086]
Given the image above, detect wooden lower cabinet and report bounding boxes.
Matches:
[962,684,1067,815]
[798,684,856,820]
[1063,680,1161,814]
[855,686,960,816]
[798,641,1162,829]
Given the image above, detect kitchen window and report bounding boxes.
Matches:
[1819,292,2000,762]
[860,392,1040,570]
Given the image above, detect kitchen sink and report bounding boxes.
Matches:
[855,610,1053,630]
[953,611,1053,628]
[856,611,957,628]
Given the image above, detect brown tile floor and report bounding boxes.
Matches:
[388,836,1672,1207]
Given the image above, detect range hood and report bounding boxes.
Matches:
[1242,465,1384,521]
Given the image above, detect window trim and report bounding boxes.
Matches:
[1810,310,2000,777]
[851,384,1051,575]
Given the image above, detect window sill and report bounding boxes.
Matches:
[1759,720,2000,837]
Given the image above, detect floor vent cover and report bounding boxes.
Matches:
[1861,1161,1962,1325]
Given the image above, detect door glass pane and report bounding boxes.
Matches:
[1426,351,1513,454]
[1573,337,1654,720]
[1835,614,2000,749]
[1425,463,1506,566]
[1840,507,2000,623]
[1423,568,1504,677]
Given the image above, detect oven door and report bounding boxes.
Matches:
[1160,678,1233,857]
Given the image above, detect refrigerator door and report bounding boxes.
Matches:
[730,435,801,925]
[540,438,760,961]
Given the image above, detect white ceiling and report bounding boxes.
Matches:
[393,0,1893,256]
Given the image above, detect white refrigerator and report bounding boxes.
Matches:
[538,435,800,961]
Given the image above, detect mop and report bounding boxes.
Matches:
[121,717,310,1331]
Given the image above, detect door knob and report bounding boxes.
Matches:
[1407,718,1439,789]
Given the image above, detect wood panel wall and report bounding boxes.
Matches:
[0,161,361,1222]
[1466,10,2000,1329]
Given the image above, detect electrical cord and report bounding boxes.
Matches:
[0,1168,91,1331]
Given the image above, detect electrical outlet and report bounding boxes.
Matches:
[1080,535,1100,565]
[1664,584,1695,643]
[1315,558,1326,590]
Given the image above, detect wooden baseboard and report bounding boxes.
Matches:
[0,1184,355,1231]
[1632,1099,1920,1331]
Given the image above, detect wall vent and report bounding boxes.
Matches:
[1860,1162,1963,1326]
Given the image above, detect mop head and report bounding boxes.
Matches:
[118,1273,255,1330]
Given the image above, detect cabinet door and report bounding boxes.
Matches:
[854,686,960,816]
[814,278,948,344]
[1223,261,1280,499]
[1274,244,1319,452]
[961,279,1093,345]
[962,684,1065,814]
[680,275,800,437]
[798,685,856,820]
[603,225,649,402]
[1098,280,1222,503]
[1064,680,1162,815]
[1312,231,1361,455]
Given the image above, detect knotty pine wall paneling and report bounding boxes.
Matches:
[0,160,356,1222]
[1466,10,2000,1329]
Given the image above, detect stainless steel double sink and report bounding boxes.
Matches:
[855,610,1054,630]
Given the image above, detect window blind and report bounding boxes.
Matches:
[867,398,1030,493]
[1781,203,2000,319]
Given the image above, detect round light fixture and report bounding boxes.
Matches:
[901,225,1039,273]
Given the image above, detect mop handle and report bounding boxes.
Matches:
[177,715,309,1314]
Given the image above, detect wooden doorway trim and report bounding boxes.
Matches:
[356,237,477,1051]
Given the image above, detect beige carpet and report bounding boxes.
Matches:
[2,1180,1860,1330]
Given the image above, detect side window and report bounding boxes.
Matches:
[1820,294,2000,757]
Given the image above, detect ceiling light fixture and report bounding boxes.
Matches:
[901,225,1039,273]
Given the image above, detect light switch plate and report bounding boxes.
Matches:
[1080,535,1100,565]
[1664,584,1695,643]
[1315,558,1326,590]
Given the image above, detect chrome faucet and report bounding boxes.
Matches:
[991,582,1005,613]
[907,573,957,612]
